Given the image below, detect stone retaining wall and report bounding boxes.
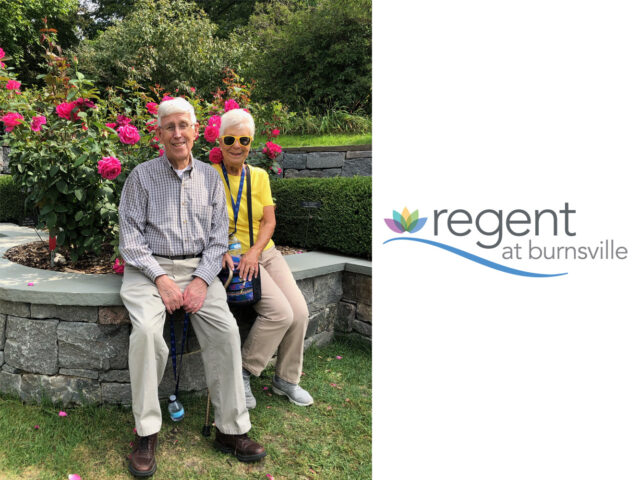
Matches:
[0,270,371,405]
[1,145,372,178]
[280,146,371,178]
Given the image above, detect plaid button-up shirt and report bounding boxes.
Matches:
[118,154,228,285]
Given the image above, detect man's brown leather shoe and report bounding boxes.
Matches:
[213,428,267,462]
[128,433,158,477]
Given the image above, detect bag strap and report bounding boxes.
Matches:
[246,165,254,246]
[169,311,190,396]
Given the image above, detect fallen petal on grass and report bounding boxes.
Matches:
[34,425,39,430]
[58,411,67,417]
[263,386,268,390]
[27,282,34,286]
[266,475,274,480]
[336,356,342,359]
[68,475,82,480]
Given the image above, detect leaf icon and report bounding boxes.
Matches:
[408,216,427,233]
[384,218,404,233]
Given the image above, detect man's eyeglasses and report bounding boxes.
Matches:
[221,135,253,146]
[161,122,194,133]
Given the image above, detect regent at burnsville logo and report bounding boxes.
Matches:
[383,204,629,277]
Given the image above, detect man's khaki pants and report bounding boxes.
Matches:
[120,256,250,437]
[242,247,310,384]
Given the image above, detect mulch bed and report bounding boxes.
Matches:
[3,241,306,275]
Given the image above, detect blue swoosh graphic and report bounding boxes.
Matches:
[384,237,567,278]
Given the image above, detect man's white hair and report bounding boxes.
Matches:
[157,97,197,126]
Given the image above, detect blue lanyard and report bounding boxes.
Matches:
[221,163,245,235]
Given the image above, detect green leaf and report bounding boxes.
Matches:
[74,211,84,221]
[74,189,84,201]
[73,154,88,167]
[56,180,68,194]
[40,204,54,216]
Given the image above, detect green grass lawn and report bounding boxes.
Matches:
[0,336,371,480]
[255,133,372,148]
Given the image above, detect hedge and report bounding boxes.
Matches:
[270,176,371,259]
[0,175,27,223]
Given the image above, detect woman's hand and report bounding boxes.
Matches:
[238,248,260,281]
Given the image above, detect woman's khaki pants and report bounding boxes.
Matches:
[241,247,310,384]
[120,256,251,437]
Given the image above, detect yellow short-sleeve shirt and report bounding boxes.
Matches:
[213,163,275,254]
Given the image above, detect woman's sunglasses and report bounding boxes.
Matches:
[221,135,253,146]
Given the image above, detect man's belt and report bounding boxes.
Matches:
[154,253,202,260]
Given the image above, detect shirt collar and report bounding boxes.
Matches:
[161,153,196,174]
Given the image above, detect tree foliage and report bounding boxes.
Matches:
[73,0,239,94]
[241,0,371,113]
[0,0,81,85]
[80,0,271,39]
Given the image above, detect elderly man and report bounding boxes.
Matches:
[119,97,266,477]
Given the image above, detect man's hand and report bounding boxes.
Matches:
[222,252,235,275]
[155,275,183,313]
[183,277,208,313]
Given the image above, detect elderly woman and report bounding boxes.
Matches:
[212,108,313,408]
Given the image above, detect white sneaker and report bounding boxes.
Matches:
[271,375,314,406]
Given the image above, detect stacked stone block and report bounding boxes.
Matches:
[0,268,367,405]
[335,271,372,343]
[280,147,371,178]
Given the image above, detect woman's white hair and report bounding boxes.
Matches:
[220,108,255,137]
[157,97,197,126]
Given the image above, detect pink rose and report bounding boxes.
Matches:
[0,62,5,69]
[190,87,196,93]
[30,115,47,132]
[6,79,20,90]
[56,102,76,120]
[158,149,165,156]
[204,124,219,143]
[97,156,122,180]
[146,102,158,115]
[271,128,280,137]
[207,115,221,127]
[145,119,157,132]
[117,124,140,144]
[105,122,117,129]
[209,147,223,164]
[224,99,240,112]
[0,47,4,60]
[117,115,131,126]
[262,141,282,160]
[162,95,174,101]
[74,98,96,110]
[1,112,24,132]
[112,258,125,274]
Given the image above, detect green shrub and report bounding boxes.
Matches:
[0,175,26,222]
[271,176,371,258]
[242,0,372,114]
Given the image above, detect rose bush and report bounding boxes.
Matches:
[0,34,283,266]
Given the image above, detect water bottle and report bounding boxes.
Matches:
[228,233,242,268]
[167,394,184,422]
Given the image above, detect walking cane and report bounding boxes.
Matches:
[202,265,233,437]
[202,389,212,436]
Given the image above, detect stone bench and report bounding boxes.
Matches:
[0,223,371,405]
